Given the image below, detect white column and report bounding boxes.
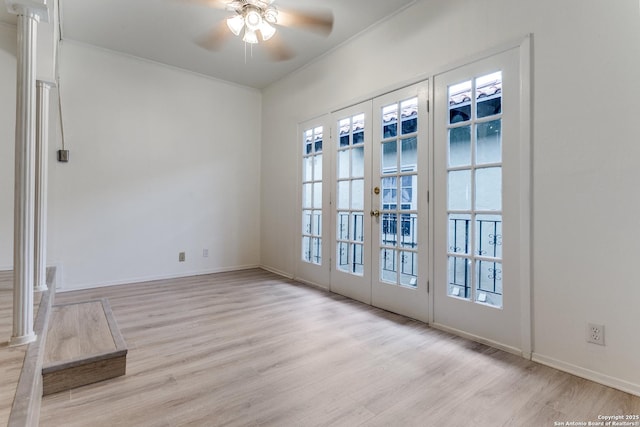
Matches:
[34,80,53,292]
[7,0,49,347]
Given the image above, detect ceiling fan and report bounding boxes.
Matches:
[185,0,334,61]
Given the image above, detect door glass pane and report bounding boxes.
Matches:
[401,213,418,248]
[401,137,417,171]
[304,129,313,154]
[302,210,312,234]
[353,114,365,145]
[475,167,501,211]
[313,182,322,208]
[380,249,397,283]
[337,181,349,210]
[314,127,323,153]
[476,71,502,119]
[337,212,349,240]
[351,179,364,210]
[381,213,397,247]
[476,260,502,308]
[448,214,470,255]
[448,170,471,211]
[449,126,471,167]
[311,238,321,264]
[339,119,350,147]
[352,146,365,177]
[351,212,364,243]
[303,157,313,181]
[477,120,501,164]
[302,183,312,208]
[476,214,502,259]
[352,243,364,275]
[449,81,471,124]
[313,155,323,181]
[313,210,322,236]
[337,242,349,272]
[400,98,418,134]
[400,251,417,287]
[382,142,397,174]
[401,175,416,207]
[382,104,398,138]
[382,177,397,207]
[448,256,471,300]
[302,237,311,262]
[337,150,349,179]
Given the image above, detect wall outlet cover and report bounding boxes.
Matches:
[587,323,605,346]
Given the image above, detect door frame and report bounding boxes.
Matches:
[428,38,531,358]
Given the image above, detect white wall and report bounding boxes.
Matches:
[0,23,16,270]
[261,0,640,394]
[49,41,262,289]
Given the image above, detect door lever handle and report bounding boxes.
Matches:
[370,209,380,218]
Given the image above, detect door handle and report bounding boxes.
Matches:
[370,209,380,218]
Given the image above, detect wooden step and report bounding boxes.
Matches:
[42,299,127,396]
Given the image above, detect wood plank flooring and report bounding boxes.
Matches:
[38,269,640,426]
[0,271,41,427]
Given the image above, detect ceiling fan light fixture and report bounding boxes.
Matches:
[263,8,278,24]
[244,9,263,31]
[226,15,245,36]
[243,28,259,44]
[259,22,276,41]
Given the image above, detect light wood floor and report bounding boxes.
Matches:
[39,269,640,426]
[0,271,41,427]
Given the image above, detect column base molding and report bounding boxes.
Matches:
[9,332,37,347]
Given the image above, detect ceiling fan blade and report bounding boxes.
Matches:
[196,21,231,51]
[263,33,295,61]
[277,8,334,36]
[178,0,234,10]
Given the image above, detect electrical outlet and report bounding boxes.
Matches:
[178,252,186,262]
[587,323,605,345]
[203,249,209,258]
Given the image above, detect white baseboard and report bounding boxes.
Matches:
[56,264,260,292]
[532,353,640,397]
[259,264,294,280]
[430,322,524,358]
[292,276,330,292]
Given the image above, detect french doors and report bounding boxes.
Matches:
[298,43,529,352]
[329,83,429,322]
[433,47,526,352]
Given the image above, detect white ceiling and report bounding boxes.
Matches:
[0,0,416,89]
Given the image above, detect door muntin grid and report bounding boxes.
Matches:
[446,71,503,308]
[336,114,366,275]
[379,97,419,288]
[302,126,323,265]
